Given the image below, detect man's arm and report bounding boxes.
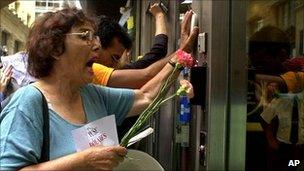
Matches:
[108,52,173,89]
[123,3,168,69]
[92,54,171,89]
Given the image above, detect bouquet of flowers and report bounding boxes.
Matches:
[120,49,194,147]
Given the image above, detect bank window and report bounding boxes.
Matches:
[36,1,47,7]
[35,12,42,19]
[48,2,59,7]
[54,3,60,8]
[14,40,21,53]
[1,32,9,47]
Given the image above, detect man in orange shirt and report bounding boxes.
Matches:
[93,3,169,89]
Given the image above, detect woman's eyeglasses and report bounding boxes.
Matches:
[66,30,100,43]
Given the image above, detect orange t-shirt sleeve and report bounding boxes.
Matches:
[92,63,114,86]
[280,71,304,93]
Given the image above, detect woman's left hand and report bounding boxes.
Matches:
[179,11,199,53]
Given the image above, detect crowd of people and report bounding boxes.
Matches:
[0,3,199,170]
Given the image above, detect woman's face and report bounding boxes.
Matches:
[59,22,100,85]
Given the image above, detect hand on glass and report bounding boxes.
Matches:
[149,3,164,17]
[80,146,127,170]
[0,65,12,93]
[180,11,199,53]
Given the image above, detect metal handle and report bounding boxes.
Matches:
[199,131,207,166]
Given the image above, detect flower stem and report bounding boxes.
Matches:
[159,93,177,106]
[120,65,181,147]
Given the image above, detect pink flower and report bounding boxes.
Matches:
[176,79,194,98]
[176,49,194,68]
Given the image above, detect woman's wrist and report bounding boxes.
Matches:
[168,60,176,68]
[168,59,184,71]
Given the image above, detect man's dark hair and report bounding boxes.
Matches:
[97,17,132,50]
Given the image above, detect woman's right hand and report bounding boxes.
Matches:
[81,146,127,170]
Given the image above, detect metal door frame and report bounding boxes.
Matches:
[227,1,247,170]
[199,0,247,170]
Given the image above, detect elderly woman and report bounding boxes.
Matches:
[0,7,198,170]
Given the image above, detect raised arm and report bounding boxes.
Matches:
[108,53,172,89]
[122,3,168,70]
[150,3,167,36]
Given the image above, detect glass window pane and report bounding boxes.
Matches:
[246,1,304,170]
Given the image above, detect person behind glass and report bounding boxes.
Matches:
[0,7,198,170]
[247,26,291,120]
[247,25,292,171]
[248,26,290,75]
[256,57,304,171]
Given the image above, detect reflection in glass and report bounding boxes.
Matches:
[246,1,304,171]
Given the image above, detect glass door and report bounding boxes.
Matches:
[246,1,304,171]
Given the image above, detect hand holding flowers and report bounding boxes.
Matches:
[120,49,195,147]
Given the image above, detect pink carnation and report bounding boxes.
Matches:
[176,49,194,68]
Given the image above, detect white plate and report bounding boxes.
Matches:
[114,149,164,171]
